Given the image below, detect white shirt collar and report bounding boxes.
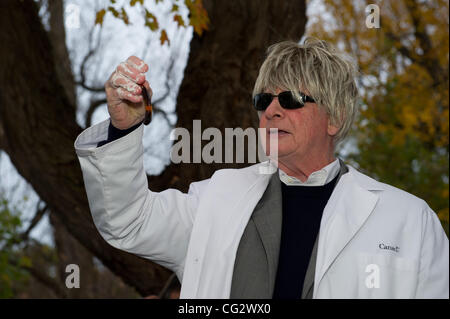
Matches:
[279,158,341,186]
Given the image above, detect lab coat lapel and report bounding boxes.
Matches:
[251,171,283,294]
[302,159,348,299]
[187,162,276,298]
[314,168,381,297]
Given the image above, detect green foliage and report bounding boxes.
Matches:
[308,0,449,234]
[0,198,30,298]
[95,0,209,45]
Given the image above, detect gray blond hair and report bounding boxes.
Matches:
[253,37,360,144]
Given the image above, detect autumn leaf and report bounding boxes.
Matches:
[130,0,143,6]
[98,0,210,45]
[144,9,159,31]
[185,0,209,36]
[121,8,129,25]
[173,14,185,27]
[95,9,106,25]
[107,6,119,18]
[160,29,170,45]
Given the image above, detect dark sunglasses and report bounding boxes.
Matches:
[253,91,315,111]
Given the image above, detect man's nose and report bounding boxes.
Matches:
[264,97,284,119]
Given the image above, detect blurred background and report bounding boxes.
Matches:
[0,0,448,298]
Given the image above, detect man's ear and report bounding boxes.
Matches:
[327,119,339,136]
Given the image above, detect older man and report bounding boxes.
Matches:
[74,38,449,299]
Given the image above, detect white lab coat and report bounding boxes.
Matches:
[75,119,449,299]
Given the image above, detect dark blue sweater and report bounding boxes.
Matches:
[272,174,338,299]
[97,120,143,147]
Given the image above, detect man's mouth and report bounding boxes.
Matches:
[267,128,290,136]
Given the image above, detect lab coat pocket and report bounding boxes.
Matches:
[356,252,419,298]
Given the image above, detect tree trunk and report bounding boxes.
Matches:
[150,0,307,192]
[47,0,77,107]
[0,0,307,295]
[0,0,171,296]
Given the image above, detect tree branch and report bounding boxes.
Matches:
[21,263,69,298]
[48,0,77,107]
[8,248,68,298]
[21,201,48,241]
[76,47,104,92]
[150,57,177,126]
[402,0,446,86]
[19,263,65,298]
[75,18,105,93]
[85,98,107,128]
[158,272,177,299]
[0,122,5,150]
[385,32,417,64]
